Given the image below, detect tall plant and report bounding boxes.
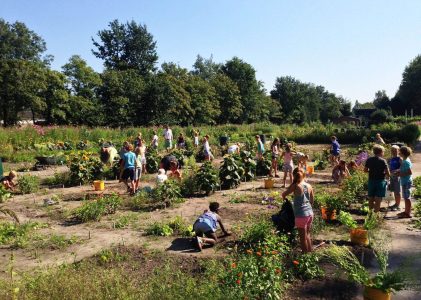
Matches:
[196,161,219,195]
[219,155,244,189]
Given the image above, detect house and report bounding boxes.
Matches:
[353,108,376,126]
[332,116,361,126]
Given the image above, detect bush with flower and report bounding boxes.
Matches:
[68,151,104,185]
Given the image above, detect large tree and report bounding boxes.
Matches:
[92,19,158,76]
[191,55,222,80]
[373,90,391,111]
[391,55,421,115]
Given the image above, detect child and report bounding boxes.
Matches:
[203,135,213,161]
[193,202,229,251]
[138,140,147,174]
[163,125,173,151]
[282,168,314,253]
[134,133,142,148]
[270,138,280,177]
[387,145,401,211]
[397,146,413,218]
[156,169,168,185]
[1,171,17,191]
[364,145,390,212]
[329,136,341,165]
[118,141,129,181]
[347,161,359,173]
[375,133,385,145]
[332,160,350,184]
[281,143,295,187]
[193,130,200,148]
[355,149,368,166]
[134,147,143,192]
[298,154,309,175]
[122,144,136,194]
[177,133,185,149]
[168,161,182,181]
[227,143,240,155]
[150,130,159,150]
[256,135,265,160]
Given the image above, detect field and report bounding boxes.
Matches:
[0,123,421,300]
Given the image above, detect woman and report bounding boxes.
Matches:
[282,168,314,253]
[270,138,280,177]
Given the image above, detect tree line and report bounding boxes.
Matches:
[0,19,419,127]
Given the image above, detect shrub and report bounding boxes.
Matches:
[17,175,40,194]
[152,180,183,208]
[145,222,173,236]
[68,151,104,185]
[0,186,12,203]
[239,151,257,180]
[195,161,219,195]
[74,193,121,222]
[219,155,244,189]
[290,252,324,280]
[0,221,47,248]
[146,149,160,174]
[340,170,368,205]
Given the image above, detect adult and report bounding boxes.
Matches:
[160,155,178,172]
[163,125,173,151]
[329,136,341,165]
[100,144,118,166]
[364,145,390,212]
[203,135,214,161]
[121,144,136,194]
[270,138,280,177]
[227,143,240,155]
[1,171,17,191]
[375,133,385,145]
[282,168,314,253]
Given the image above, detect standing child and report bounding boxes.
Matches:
[256,135,265,160]
[387,145,401,211]
[281,143,295,187]
[364,145,390,212]
[397,146,413,218]
[193,202,230,251]
[163,125,173,152]
[138,140,147,174]
[122,144,136,194]
[298,154,309,175]
[177,133,185,149]
[118,141,129,181]
[151,130,159,150]
[329,136,341,166]
[282,168,314,253]
[134,147,143,192]
[332,160,350,184]
[203,135,213,161]
[270,138,280,177]
[193,130,200,148]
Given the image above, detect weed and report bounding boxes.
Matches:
[74,193,121,222]
[17,175,40,194]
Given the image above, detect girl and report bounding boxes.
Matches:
[1,171,17,191]
[177,133,185,149]
[138,140,147,174]
[168,160,182,181]
[281,143,295,187]
[270,138,280,177]
[397,146,413,218]
[150,130,159,150]
[256,135,265,160]
[282,168,314,253]
[134,147,142,192]
[332,160,350,184]
[203,135,213,161]
[387,145,401,211]
[298,154,309,175]
[193,130,200,148]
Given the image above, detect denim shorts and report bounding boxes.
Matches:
[401,182,412,200]
[368,179,387,198]
[389,176,401,195]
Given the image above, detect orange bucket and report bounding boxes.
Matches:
[321,207,336,220]
[363,286,391,300]
[93,180,105,191]
[264,178,275,189]
[350,228,369,246]
[307,165,314,175]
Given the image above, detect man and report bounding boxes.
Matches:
[163,125,173,151]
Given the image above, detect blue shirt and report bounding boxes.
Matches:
[400,158,412,186]
[198,212,218,231]
[389,157,401,172]
[331,141,340,155]
[123,152,136,169]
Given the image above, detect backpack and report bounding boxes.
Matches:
[272,199,295,234]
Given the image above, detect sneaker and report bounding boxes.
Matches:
[390,206,401,211]
[195,236,203,251]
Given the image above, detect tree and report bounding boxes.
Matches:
[42,69,69,124]
[370,109,390,124]
[373,90,391,111]
[392,55,421,115]
[92,19,158,76]
[191,55,222,80]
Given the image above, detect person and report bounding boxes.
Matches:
[375,133,385,145]
[355,149,368,166]
[256,135,265,160]
[203,135,214,161]
[193,130,200,148]
[138,139,147,174]
[168,160,182,180]
[118,141,129,181]
[397,146,413,218]
[281,143,295,188]
[282,168,314,253]
[163,125,173,151]
[332,160,350,184]
[150,130,159,150]
[100,143,118,166]
[121,144,137,194]
[156,168,168,185]
[270,138,280,177]
[227,143,240,155]
[329,136,341,165]
[134,147,143,192]
[134,133,142,148]
[364,145,390,212]
[386,145,401,211]
[1,171,17,191]
[298,154,309,175]
[347,161,359,173]
[176,133,185,149]
[160,155,178,172]
[193,202,230,251]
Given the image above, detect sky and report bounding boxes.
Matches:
[2,0,421,103]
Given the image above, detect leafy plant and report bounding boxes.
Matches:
[146,149,160,174]
[0,186,12,203]
[291,252,325,280]
[68,151,104,185]
[219,155,244,189]
[340,170,368,205]
[0,221,47,248]
[338,211,358,229]
[17,175,40,194]
[255,152,271,177]
[152,180,183,208]
[363,211,382,231]
[145,222,173,236]
[74,193,121,222]
[315,192,344,212]
[239,151,257,180]
[195,161,219,195]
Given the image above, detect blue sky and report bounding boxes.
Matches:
[2,0,421,103]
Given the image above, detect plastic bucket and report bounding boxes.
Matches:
[264,178,274,189]
[93,180,105,191]
[363,286,391,300]
[307,165,314,175]
[350,228,369,246]
[321,207,336,220]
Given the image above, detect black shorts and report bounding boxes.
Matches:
[122,168,135,180]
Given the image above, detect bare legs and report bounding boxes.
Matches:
[298,227,312,253]
[368,196,382,212]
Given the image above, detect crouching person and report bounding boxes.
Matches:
[193,202,229,251]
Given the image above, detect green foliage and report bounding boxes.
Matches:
[219,155,244,189]
[240,218,276,245]
[195,161,219,195]
[239,151,257,180]
[17,175,40,194]
[291,252,324,280]
[363,211,382,231]
[152,180,183,207]
[68,151,104,185]
[340,170,368,205]
[0,221,47,248]
[74,193,121,222]
[256,152,271,176]
[314,192,344,212]
[145,222,173,236]
[338,211,358,229]
[145,148,160,174]
[0,186,12,203]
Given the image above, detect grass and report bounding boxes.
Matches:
[0,221,49,249]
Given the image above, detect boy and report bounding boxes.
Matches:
[151,130,159,150]
[163,125,173,151]
[1,171,17,191]
[397,146,413,218]
[364,145,390,212]
[329,136,341,165]
[122,144,136,194]
[387,145,401,211]
[193,202,230,251]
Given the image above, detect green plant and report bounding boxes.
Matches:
[0,221,47,248]
[255,152,271,177]
[239,151,257,180]
[0,206,19,222]
[145,222,173,236]
[152,180,183,208]
[168,216,194,236]
[146,149,160,174]
[195,161,219,195]
[74,193,121,222]
[315,192,344,212]
[0,186,12,203]
[17,175,40,194]
[338,211,358,229]
[219,155,244,189]
[314,159,328,170]
[340,170,368,205]
[363,211,382,231]
[240,218,276,245]
[291,252,324,280]
[68,151,104,185]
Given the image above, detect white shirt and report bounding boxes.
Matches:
[152,134,158,146]
[164,129,173,140]
[204,141,211,153]
[228,145,239,154]
[156,174,168,185]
